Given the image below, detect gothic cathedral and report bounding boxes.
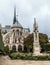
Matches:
[0,6,40,54]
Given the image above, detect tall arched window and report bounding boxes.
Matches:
[18,37,21,43]
[20,31,22,36]
[16,30,19,35]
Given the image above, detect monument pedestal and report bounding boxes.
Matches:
[33,41,40,55]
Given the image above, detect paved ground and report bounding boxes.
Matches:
[0,56,50,65]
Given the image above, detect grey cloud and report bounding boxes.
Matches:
[0,0,50,37]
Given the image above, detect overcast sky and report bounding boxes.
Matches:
[0,0,50,37]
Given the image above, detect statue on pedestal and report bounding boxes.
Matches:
[33,18,40,55]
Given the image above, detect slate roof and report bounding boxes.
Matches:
[13,20,22,28]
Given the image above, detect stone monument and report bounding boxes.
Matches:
[33,18,40,55]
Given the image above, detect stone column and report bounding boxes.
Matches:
[9,32,13,50]
[9,35,12,50]
[16,44,18,51]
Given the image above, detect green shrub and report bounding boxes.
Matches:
[0,29,4,52]
[4,45,9,54]
[9,53,50,60]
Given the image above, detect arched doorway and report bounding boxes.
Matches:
[18,45,22,52]
[24,45,27,52]
[12,45,16,51]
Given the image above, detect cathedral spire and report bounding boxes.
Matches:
[12,5,22,28]
[13,5,17,24]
